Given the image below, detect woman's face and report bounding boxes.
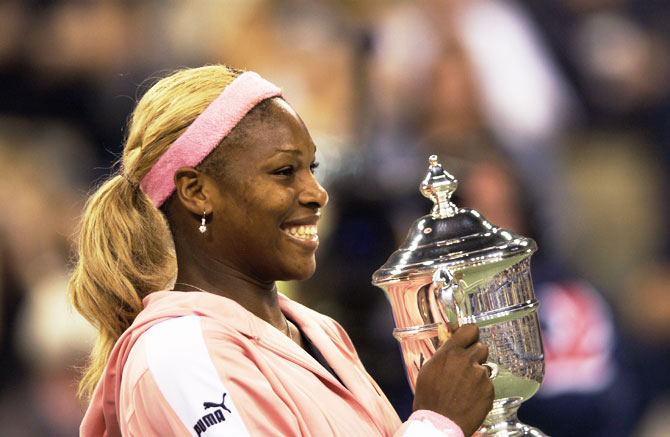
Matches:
[206,98,328,282]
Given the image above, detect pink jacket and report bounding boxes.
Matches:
[80,291,463,436]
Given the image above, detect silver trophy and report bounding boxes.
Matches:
[372,156,547,436]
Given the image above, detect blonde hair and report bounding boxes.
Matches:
[69,65,242,401]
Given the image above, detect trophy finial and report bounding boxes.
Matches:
[420,155,458,218]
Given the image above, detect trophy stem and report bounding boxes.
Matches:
[476,398,547,437]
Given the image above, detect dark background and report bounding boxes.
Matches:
[0,0,668,435]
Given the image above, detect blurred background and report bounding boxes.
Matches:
[0,0,667,435]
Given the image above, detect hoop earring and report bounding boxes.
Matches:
[199,209,207,234]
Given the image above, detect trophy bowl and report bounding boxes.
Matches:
[372,156,547,436]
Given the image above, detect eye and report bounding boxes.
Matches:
[310,161,320,174]
[273,165,294,176]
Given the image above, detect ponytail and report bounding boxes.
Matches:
[69,175,175,401]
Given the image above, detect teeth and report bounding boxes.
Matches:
[286,225,317,239]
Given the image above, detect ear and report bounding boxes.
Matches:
[173,167,213,215]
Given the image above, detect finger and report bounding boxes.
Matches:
[467,341,489,364]
[449,324,479,348]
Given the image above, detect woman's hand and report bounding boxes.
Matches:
[412,324,494,436]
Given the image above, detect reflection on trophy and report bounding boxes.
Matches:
[372,155,547,436]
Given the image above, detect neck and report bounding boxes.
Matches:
[173,235,286,331]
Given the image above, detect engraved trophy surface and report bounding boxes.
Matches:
[372,156,547,436]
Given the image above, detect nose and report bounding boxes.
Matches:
[300,172,329,210]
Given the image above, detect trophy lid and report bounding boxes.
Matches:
[372,155,537,284]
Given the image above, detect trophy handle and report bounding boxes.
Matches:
[433,268,461,333]
[433,268,499,380]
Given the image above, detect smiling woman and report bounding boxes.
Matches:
[69,65,494,437]
[167,97,328,284]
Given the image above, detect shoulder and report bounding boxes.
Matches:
[125,315,250,386]
[122,316,223,402]
[121,315,252,436]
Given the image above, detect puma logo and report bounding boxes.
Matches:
[193,392,232,436]
[203,392,232,413]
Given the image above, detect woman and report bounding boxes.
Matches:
[69,65,493,436]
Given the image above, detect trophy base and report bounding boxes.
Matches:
[475,398,547,437]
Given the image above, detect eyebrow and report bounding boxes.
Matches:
[275,148,301,155]
[274,145,317,155]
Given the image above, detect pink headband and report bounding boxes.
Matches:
[140,71,282,207]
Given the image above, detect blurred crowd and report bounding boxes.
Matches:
[0,0,667,435]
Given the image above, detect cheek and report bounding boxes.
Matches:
[224,180,296,242]
[253,191,294,224]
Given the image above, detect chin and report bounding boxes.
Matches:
[282,260,317,282]
[295,270,316,281]
[290,266,316,281]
